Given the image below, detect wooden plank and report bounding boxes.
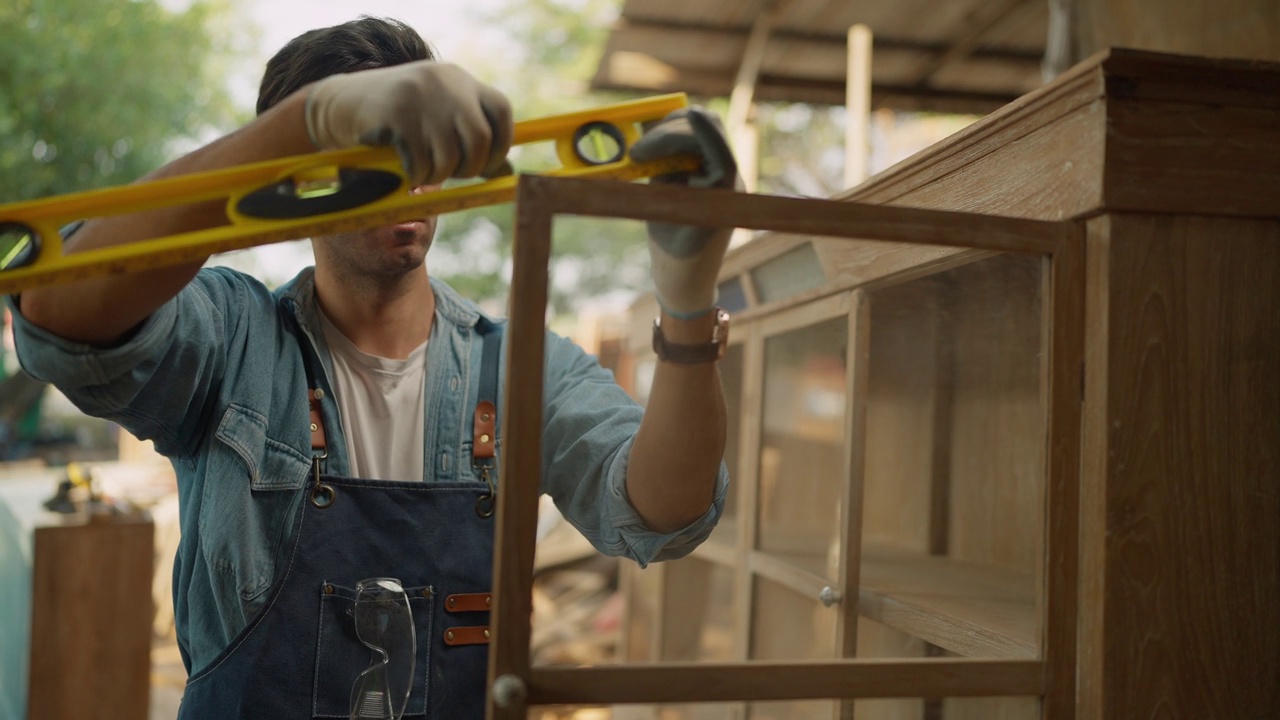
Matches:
[818,240,987,296]
[747,549,830,600]
[1041,227,1085,719]
[1098,47,1280,107]
[1077,216,1112,720]
[836,290,871,720]
[728,240,989,326]
[522,174,1068,254]
[926,277,955,558]
[28,517,153,720]
[858,546,1037,659]
[730,321,763,670]
[1081,12,1280,71]
[486,179,553,720]
[526,658,1045,705]
[1088,213,1280,718]
[757,290,851,339]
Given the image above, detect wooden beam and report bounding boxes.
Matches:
[612,17,1045,64]
[728,0,800,192]
[485,179,553,720]
[517,175,1069,255]
[593,72,1024,114]
[1040,217,1086,719]
[914,0,1040,87]
[845,24,873,188]
[526,658,1045,705]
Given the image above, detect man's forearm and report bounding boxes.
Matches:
[19,92,315,345]
[625,309,727,533]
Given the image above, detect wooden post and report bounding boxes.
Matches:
[845,25,873,189]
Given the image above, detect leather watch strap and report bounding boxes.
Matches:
[652,308,730,364]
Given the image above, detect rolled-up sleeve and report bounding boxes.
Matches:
[538,333,727,567]
[6,269,242,458]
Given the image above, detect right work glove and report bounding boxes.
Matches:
[628,107,739,319]
[305,60,514,186]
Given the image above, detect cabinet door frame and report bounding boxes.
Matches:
[486,175,1083,719]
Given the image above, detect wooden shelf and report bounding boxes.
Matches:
[858,546,1037,659]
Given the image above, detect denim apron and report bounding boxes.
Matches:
[178,322,503,719]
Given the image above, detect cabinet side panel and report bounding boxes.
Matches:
[1100,213,1280,717]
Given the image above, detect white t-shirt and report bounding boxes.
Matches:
[317,309,428,481]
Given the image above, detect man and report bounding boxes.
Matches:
[9,16,733,719]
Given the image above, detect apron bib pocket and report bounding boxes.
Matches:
[312,581,436,718]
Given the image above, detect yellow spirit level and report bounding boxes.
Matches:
[0,93,697,295]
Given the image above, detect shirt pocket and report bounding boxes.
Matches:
[312,581,436,718]
[199,403,311,603]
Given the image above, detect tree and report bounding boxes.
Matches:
[431,0,655,318]
[0,0,249,204]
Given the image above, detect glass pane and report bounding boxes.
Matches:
[757,316,847,571]
[711,343,744,547]
[750,577,836,661]
[750,243,824,304]
[747,577,838,719]
[860,254,1045,659]
[942,696,1040,719]
[747,700,835,720]
[848,696,1041,720]
[660,557,736,662]
[717,276,749,313]
[604,704,738,720]
[624,565,660,662]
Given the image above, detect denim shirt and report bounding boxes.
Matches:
[9,267,726,674]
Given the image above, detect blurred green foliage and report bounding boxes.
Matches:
[0,0,249,203]
[432,0,656,317]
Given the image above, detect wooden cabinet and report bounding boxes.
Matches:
[485,46,1277,720]
[606,48,1279,719]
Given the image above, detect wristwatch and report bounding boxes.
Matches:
[652,308,730,364]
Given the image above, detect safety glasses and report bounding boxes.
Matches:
[349,578,416,720]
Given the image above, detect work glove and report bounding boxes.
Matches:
[305,60,513,186]
[629,107,739,319]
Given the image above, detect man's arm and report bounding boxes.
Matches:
[625,309,727,533]
[19,93,314,345]
[623,108,738,533]
[19,61,512,346]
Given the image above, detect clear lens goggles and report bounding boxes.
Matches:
[349,578,416,720]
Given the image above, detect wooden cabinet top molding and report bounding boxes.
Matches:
[840,47,1280,222]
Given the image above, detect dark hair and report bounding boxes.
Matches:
[256,16,435,115]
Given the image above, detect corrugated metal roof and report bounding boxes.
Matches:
[592,0,1050,114]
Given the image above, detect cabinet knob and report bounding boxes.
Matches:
[819,586,842,607]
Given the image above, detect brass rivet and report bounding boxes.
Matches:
[447,597,456,609]
[480,434,491,443]
[314,389,325,400]
[483,629,491,639]
[481,413,491,422]
[421,589,432,599]
[310,423,318,432]
[446,630,455,641]
[485,596,492,607]
[323,584,333,595]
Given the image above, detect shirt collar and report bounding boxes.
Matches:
[275,267,498,335]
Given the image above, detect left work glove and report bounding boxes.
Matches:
[629,107,740,319]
